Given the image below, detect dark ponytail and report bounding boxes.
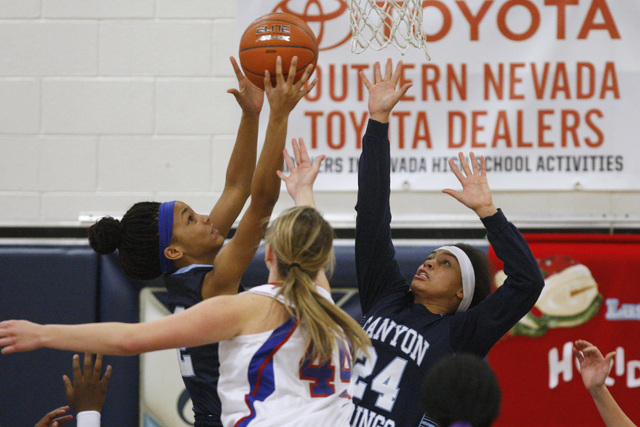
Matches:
[88,201,162,280]
[88,216,123,254]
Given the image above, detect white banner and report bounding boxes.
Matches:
[139,288,194,427]
[236,0,640,191]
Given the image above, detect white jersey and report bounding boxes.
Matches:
[218,284,353,427]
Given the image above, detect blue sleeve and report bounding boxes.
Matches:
[450,209,545,356]
[355,120,407,315]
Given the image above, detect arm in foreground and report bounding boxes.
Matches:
[33,352,110,427]
[0,294,249,356]
[64,353,111,413]
[34,407,73,427]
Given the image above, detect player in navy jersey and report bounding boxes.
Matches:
[1,139,371,427]
[348,59,545,427]
[83,56,316,426]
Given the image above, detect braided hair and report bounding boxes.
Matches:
[88,201,162,280]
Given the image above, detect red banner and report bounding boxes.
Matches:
[489,234,640,426]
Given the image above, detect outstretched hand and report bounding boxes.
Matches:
[277,138,325,207]
[442,152,497,219]
[35,406,73,427]
[573,340,616,393]
[264,56,316,117]
[227,56,264,115]
[361,58,412,123]
[64,352,112,414]
[0,319,42,354]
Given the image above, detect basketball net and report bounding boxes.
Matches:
[347,0,430,59]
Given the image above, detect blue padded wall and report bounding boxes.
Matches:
[0,240,488,426]
[98,253,148,427]
[0,246,99,426]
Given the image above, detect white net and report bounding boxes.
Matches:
[348,0,430,58]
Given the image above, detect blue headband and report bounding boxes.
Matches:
[158,201,176,273]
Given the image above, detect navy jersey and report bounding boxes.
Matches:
[350,120,545,427]
[165,264,244,427]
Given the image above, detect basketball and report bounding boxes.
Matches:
[239,12,318,90]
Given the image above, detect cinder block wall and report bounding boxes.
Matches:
[0,1,245,226]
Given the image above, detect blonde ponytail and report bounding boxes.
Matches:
[266,207,370,364]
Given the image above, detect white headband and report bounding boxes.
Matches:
[437,246,475,313]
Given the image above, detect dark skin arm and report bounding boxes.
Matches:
[201,57,317,298]
[206,56,263,247]
[63,353,112,414]
[33,353,111,426]
[34,407,73,427]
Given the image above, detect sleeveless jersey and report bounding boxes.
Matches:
[218,284,354,427]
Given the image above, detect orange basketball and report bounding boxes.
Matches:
[239,12,318,90]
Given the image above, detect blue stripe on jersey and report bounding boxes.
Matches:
[235,317,298,427]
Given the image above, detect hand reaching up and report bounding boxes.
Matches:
[277,138,325,208]
[573,340,615,393]
[63,353,112,414]
[573,340,637,427]
[442,152,497,219]
[227,56,264,116]
[360,58,412,123]
[265,56,316,118]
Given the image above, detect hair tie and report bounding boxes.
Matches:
[288,262,302,270]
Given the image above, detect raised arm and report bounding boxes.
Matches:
[277,137,331,292]
[355,59,412,314]
[202,56,317,298]
[574,340,637,427]
[207,56,264,239]
[277,137,325,209]
[63,353,112,417]
[448,153,544,354]
[442,152,497,219]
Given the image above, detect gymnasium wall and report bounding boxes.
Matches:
[0,241,459,426]
[3,235,639,426]
[0,1,639,231]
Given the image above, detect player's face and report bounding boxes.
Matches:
[410,249,463,310]
[170,201,224,260]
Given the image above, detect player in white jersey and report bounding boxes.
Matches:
[218,284,352,427]
[0,139,371,427]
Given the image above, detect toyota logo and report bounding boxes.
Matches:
[272,0,351,50]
